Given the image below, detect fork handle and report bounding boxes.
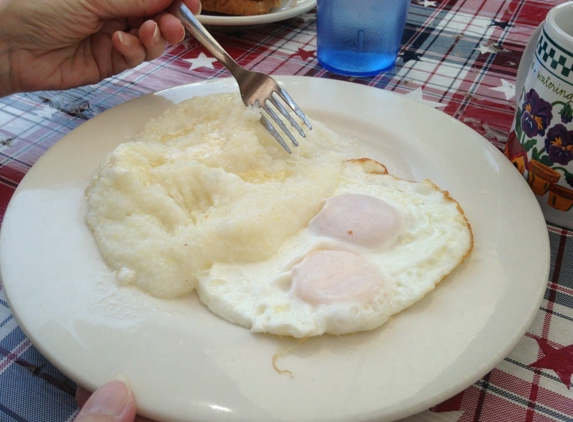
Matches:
[174,2,244,78]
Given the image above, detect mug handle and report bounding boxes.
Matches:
[515,23,543,102]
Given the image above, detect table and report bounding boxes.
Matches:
[1,0,572,421]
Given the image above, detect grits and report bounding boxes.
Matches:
[85,93,358,299]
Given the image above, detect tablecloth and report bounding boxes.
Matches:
[0,0,572,421]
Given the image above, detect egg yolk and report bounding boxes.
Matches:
[292,250,386,305]
[308,194,402,249]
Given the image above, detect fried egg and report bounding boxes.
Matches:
[197,159,473,338]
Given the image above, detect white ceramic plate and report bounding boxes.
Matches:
[197,0,315,27]
[1,77,550,422]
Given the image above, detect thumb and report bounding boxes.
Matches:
[75,378,137,422]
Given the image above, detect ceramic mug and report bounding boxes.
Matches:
[505,2,573,229]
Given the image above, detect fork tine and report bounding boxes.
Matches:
[268,94,306,138]
[274,86,312,130]
[263,103,300,148]
[259,114,292,154]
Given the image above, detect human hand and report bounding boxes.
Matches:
[0,0,201,97]
[75,378,158,422]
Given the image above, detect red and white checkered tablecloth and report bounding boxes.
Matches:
[1,1,572,421]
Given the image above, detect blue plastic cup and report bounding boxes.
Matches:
[316,0,410,76]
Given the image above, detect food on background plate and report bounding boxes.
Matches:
[85,93,473,338]
[201,0,281,15]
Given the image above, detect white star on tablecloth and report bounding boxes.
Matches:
[475,43,502,54]
[33,106,57,119]
[490,79,516,101]
[417,0,437,7]
[404,88,446,109]
[183,52,218,70]
[299,12,316,22]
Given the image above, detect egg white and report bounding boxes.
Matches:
[197,159,473,338]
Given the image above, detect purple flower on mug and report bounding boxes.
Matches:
[545,124,573,165]
[521,89,553,137]
[560,102,573,124]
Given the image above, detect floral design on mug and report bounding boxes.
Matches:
[505,88,573,212]
[521,89,553,137]
[545,124,573,166]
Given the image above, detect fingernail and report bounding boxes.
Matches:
[153,22,160,43]
[80,378,132,417]
[117,31,130,47]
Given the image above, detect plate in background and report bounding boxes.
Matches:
[197,0,316,27]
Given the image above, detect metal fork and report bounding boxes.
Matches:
[174,2,312,153]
